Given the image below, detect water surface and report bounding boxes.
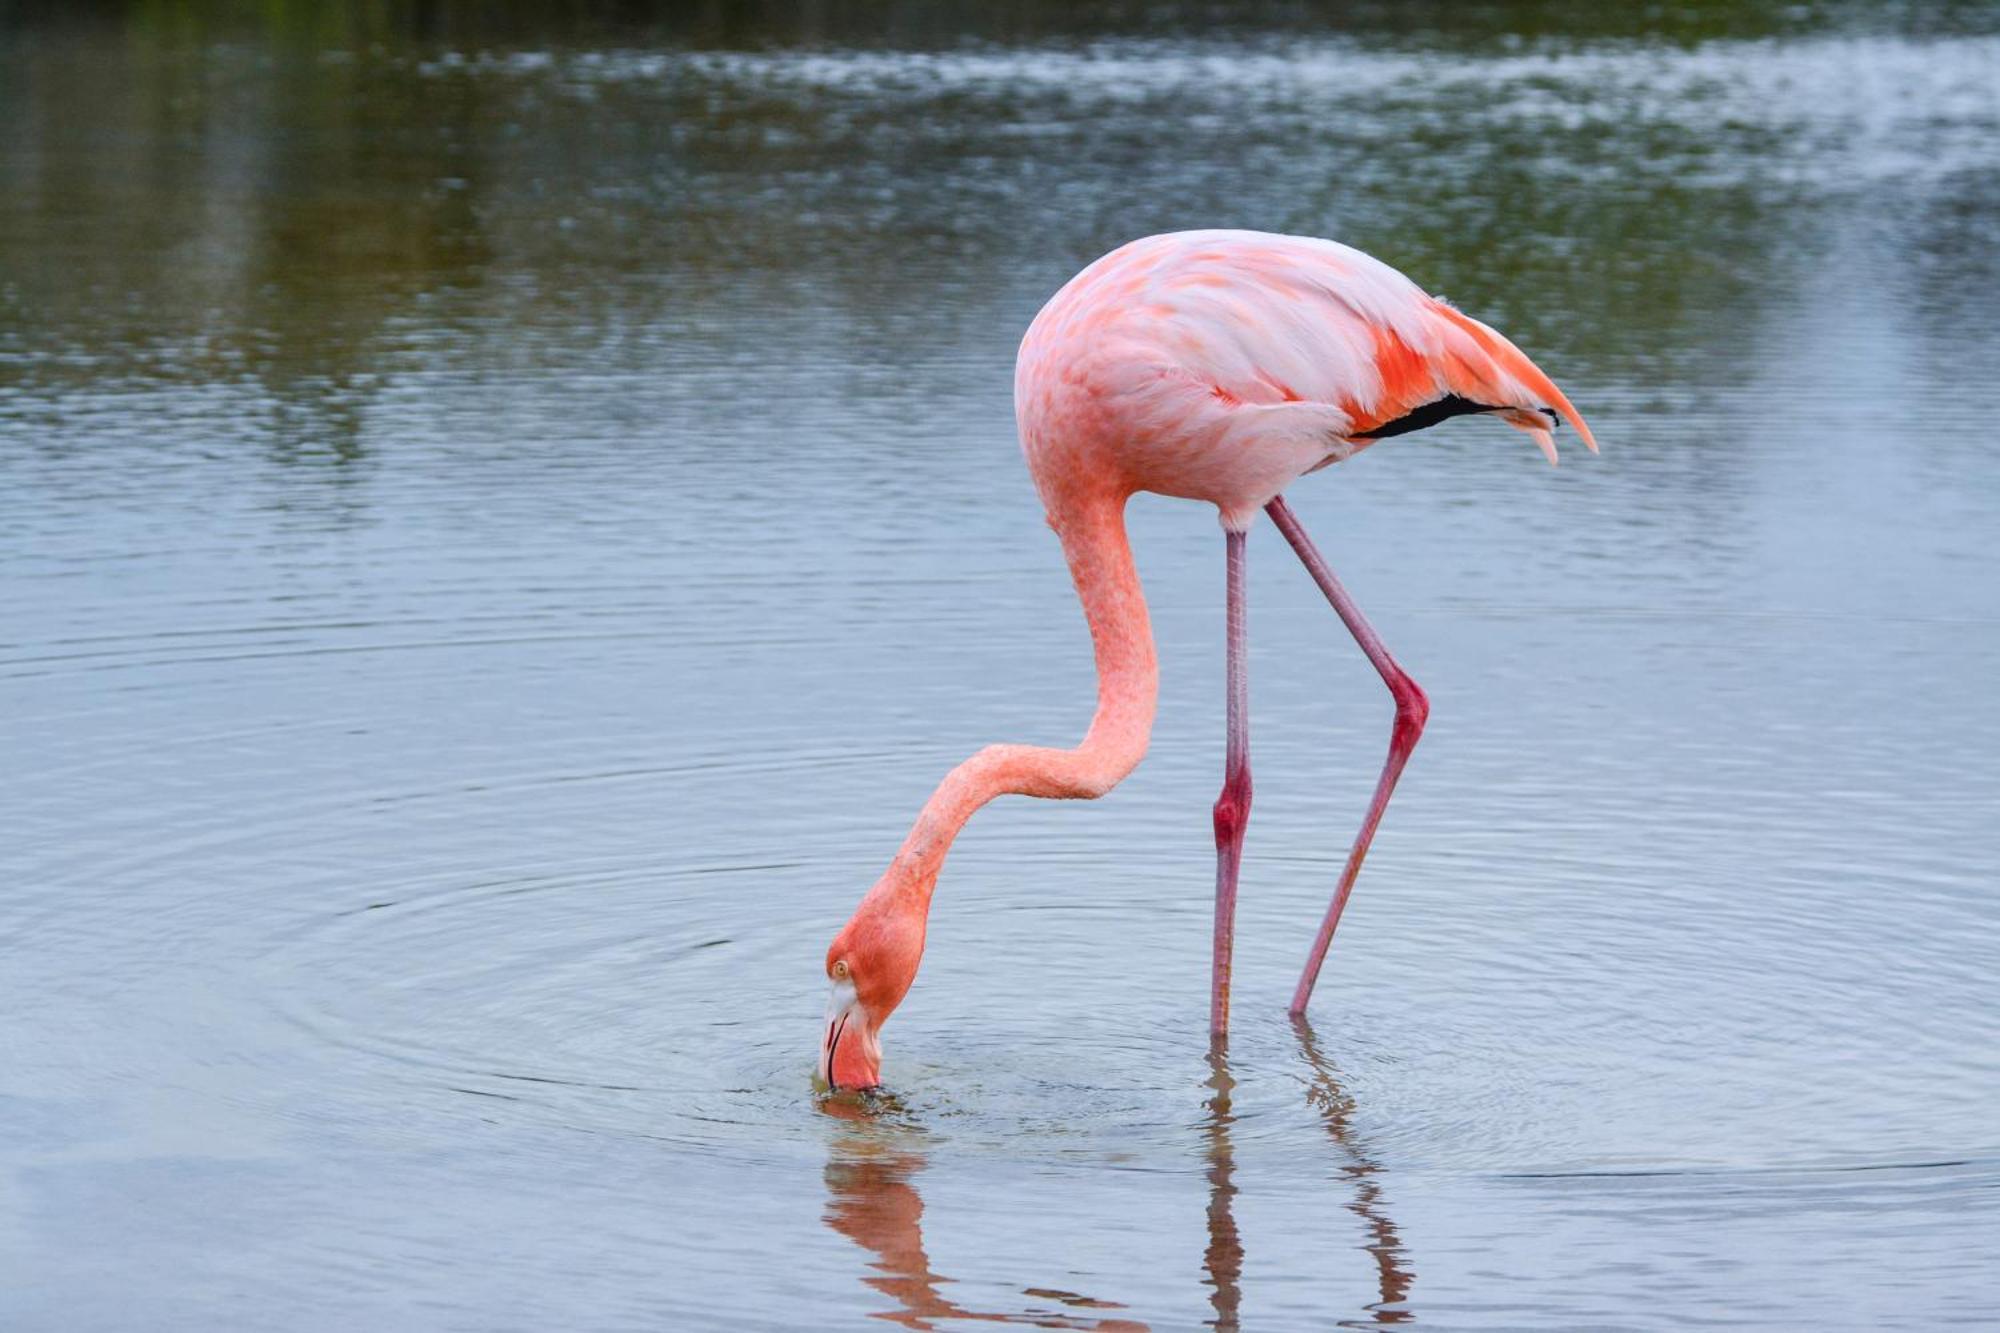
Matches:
[4,5,1999,1328]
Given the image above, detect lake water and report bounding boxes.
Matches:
[4,5,1999,1328]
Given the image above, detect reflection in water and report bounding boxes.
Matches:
[1200,1045,1244,1331]
[1203,1028,1415,1330]
[821,1103,1148,1331]
[823,1030,1412,1331]
[1292,1019,1415,1326]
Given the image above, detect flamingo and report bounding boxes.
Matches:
[819,229,1594,1092]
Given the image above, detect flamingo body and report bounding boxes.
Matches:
[819,230,1593,1093]
[1017,230,1593,529]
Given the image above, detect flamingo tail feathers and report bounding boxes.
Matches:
[1427,302,1597,465]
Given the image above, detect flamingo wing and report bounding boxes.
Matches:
[1074,230,1597,465]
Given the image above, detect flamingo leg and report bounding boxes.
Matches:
[1210,528,1253,1037]
[1265,495,1430,1016]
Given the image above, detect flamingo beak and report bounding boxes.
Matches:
[817,977,881,1093]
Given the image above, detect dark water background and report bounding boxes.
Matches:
[5,3,1999,1328]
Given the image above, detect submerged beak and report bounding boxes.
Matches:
[817,977,881,1092]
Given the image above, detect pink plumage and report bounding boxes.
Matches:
[1018,229,1596,527]
[819,229,1595,1093]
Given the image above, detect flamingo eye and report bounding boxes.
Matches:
[831,959,850,981]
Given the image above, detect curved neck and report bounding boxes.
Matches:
[880,488,1157,909]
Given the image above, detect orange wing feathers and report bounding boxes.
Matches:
[1425,302,1598,463]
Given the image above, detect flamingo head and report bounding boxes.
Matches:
[818,896,926,1093]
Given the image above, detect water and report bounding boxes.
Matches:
[5,5,2000,1328]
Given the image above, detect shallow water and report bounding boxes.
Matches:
[5,5,2000,1328]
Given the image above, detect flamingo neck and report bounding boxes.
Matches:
[876,487,1157,913]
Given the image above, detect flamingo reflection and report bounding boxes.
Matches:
[1201,1023,1415,1329]
[821,1102,1148,1331]
[1200,1043,1244,1330]
[1292,1017,1414,1323]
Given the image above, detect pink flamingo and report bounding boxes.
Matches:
[820,230,1593,1091]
